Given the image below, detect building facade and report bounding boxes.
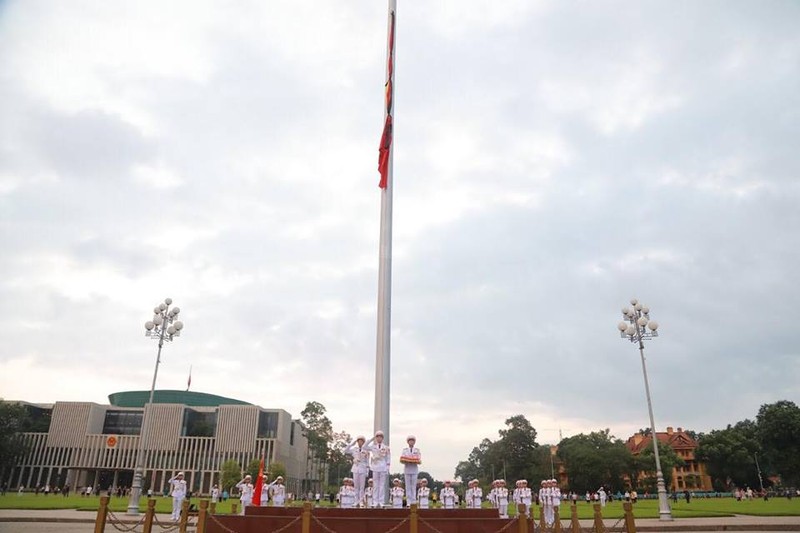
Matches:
[2,391,322,495]
[625,426,713,492]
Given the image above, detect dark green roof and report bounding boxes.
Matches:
[108,390,251,408]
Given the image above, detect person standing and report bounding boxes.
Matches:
[270,476,286,506]
[470,479,483,509]
[367,430,391,507]
[418,479,431,509]
[496,480,510,519]
[211,485,220,503]
[364,479,374,508]
[440,481,456,509]
[517,480,532,517]
[345,435,371,507]
[465,480,476,509]
[236,475,254,515]
[339,478,356,508]
[390,479,404,509]
[400,435,421,505]
[167,472,187,522]
[598,487,607,507]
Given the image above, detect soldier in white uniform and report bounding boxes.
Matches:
[364,479,374,508]
[211,484,220,503]
[167,472,187,521]
[496,480,510,519]
[417,479,430,509]
[465,480,475,509]
[400,435,421,505]
[440,480,456,509]
[259,477,270,507]
[236,475,254,515]
[470,479,483,509]
[517,480,532,517]
[552,480,562,518]
[367,430,391,507]
[598,486,607,507]
[339,478,356,508]
[345,435,371,506]
[540,479,554,526]
[269,476,286,506]
[390,479,405,508]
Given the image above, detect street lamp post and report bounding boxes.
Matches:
[617,298,672,521]
[126,298,184,515]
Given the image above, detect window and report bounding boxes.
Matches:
[258,411,279,439]
[290,421,295,445]
[22,405,52,432]
[182,409,216,437]
[103,410,143,435]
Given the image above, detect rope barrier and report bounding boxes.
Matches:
[381,516,410,533]
[418,516,447,533]
[490,516,521,533]
[268,514,304,533]
[311,514,341,533]
[152,513,183,532]
[207,513,244,533]
[105,511,147,533]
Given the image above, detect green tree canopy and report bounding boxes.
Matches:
[301,401,333,461]
[0,401,30,474]
[757,400,800,486]
[696,420,761,490]
[268,461,287,481]
[636,440,684,490]
[220,459,242,493]
[556,429,635,492]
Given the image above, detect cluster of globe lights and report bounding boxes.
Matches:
[618,298,658,340]
[144,297,183,338]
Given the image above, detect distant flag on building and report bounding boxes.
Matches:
[186,366,192,391]
[252,456,265,506]
[378,9,396,189]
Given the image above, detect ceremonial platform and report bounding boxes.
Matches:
[206,504,518,533]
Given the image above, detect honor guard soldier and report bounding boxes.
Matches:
[418,479,431,509]
[440,480,456,509]
[552,480,562,516]
[496,480,510,518]
[400,435,421,505]
[540,479,554,526]
[470,479,483,509]
[269,476,286,506]
[515,480,532,517]
[167,472,187,522]
[211,484,220,503]
[364,479,374,508]
[345,435,371,506]
[367,430,391,507]
[236,475,254,515]
[390,479,405,509]
[339,478,356,508]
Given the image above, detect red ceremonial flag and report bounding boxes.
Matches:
[378,10,396,189]
[252,457,264,506]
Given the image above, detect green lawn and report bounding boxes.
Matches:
[1,494,799,519]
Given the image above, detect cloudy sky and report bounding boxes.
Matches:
[1,0,799,479]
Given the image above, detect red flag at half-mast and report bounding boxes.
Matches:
[378,10,396,189]
[252,457,264,506]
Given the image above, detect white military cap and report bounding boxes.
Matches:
[375,430,384,437]
[407,435,416,441]
[356,435,366,441]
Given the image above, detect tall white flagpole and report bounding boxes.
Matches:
[374,0,396,507]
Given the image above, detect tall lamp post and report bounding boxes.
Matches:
[617,298,672,521]
[126,298,184,515]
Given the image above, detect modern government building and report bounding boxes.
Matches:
[2,391,320,495]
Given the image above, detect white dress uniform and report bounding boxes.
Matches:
[345,439,371,506]
[541,485,554,525]
[236,480,254,515]
[518,485,532,517]
[553,484,562,517]
[390,485,405,508]
[598,488,606,507]
[365,483,374,508]
[471,486,483,509]
[367,436,391,507]
[440,486,456,509]
[167,475,187,521]
[270,482,286,506]
[260,482,270,506]
[418,486,430,509]
[400,443,421,504]
[211,486,220,503]
[496,486,509,518]
[339,484,356,508]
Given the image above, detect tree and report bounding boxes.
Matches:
[220,459,242,493]
[245,459,263,481]
[556,430,635,492]
[327,431,352,488]
[300,401,334,491]
[696,420,761,490]
[636,441,684,490]
[757,400,800,486]
[0,401,30,476]
[268,461,287,481]
[455,415,547,485]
